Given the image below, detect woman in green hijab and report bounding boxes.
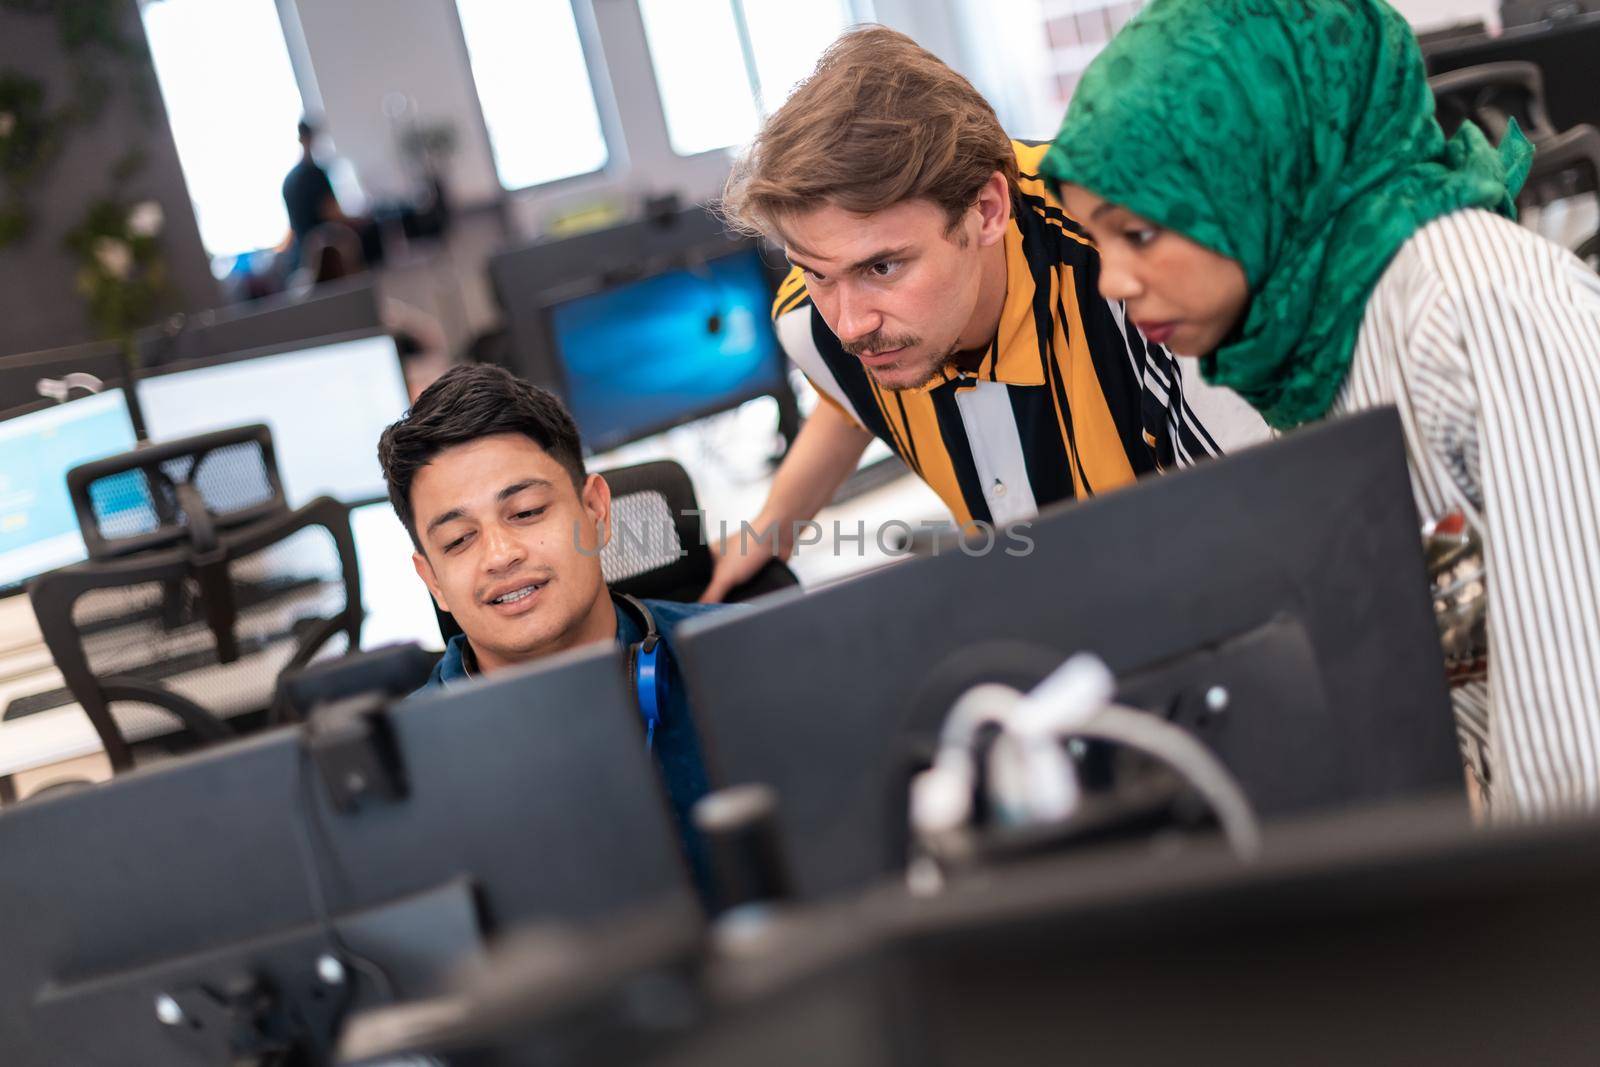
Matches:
[1042,0,1600,819]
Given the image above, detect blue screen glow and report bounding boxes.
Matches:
[549,248,785,450]
[0,390,138,588]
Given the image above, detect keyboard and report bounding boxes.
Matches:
[2,634,285,721]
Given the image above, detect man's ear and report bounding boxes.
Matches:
[582,473,613,550]
[975,170,1011,248]
[413,550,449,612]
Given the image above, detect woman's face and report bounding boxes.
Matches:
[1060,184,1251,358]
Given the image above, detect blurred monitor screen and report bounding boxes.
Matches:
[348,500,445,652]
[548,247,787,451]
[0,391,138,590]
[138,331,409,506]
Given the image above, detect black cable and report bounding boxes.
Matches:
[288,742,398,1003]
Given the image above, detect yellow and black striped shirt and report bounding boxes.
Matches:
[771,140,1225,527]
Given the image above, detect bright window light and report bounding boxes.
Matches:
[638,0,856,157]
[140,0,307,258]
[638,0,759,157]
[455,0,609,191]
[741,0,857,111]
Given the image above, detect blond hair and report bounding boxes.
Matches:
[721,25,1018,239]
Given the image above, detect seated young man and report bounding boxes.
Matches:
[377,363,727,884]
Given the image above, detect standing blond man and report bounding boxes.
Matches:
[705,26,1262,599]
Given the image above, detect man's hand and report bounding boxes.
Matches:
[701,526,782,604]
[698,401,872,603]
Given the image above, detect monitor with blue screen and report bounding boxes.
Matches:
[0,391,139,591]
[547,246,788,452]
[136,330,410,507]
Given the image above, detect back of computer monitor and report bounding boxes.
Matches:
[152,277,381,367]
[675,407,1463,899]
[0,340,128,412]
[0,644,693,1065]
[319,644,693,926]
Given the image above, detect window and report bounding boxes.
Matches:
[454,0,610,191]
[140,0,308,258]
[637,0,861,157]
[1037,0,1145,105]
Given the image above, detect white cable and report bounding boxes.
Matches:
[910,653,1263,862]
[911,684,1023,836]
[938,683,1024,751]
[36,373,106,403]
[1075,704,1262,860]
[989,654,1115,824]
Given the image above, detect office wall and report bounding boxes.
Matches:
[286,0,502,208]
[0,2,216,358]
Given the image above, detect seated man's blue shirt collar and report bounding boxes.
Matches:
[421,596,725,691]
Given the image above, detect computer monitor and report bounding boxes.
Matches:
[674,407,1465,900]
[139,277,382,368]
[134,330,410,507]
[0,391,139,594]
[544,246,790,452]
[348,500,446,651]
[490,205,796,452]
[0,643,695,1066]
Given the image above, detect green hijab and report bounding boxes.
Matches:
[1040,0,1533,430]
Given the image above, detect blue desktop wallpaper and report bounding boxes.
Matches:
[550,249,786,449]
[0,392,138,587]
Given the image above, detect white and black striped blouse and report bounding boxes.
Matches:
[1333,208,1600,818]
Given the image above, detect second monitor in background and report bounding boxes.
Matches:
[134,329,411,507]
[490,206,797,454]
[546,246,789,453]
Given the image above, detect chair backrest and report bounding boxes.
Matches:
[1430,61,1557,144]
[1522,123,1600,265]
[67,424,287,560]
[598,460,714,601]
[430,458,797,645]
[30,428,363,771]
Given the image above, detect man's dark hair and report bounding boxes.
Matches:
[378,363,587,550]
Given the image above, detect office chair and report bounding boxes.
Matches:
[601,459,798,601]
[1521,123,1600,269]
[431,459,798,644]
[1430,62,1600,270]
[1429,61,1557,144]
[27,425,363,772]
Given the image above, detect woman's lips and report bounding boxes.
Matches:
[1136,321,1177,345]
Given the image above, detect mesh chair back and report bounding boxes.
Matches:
[67,424,286,560]
[31,429,361,771]
[599,459,798,601]
[599,461,714,601]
